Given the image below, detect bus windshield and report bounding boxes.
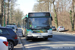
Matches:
[28,18,51,30]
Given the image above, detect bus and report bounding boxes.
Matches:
[24,12,53,40]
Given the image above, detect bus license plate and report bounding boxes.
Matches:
[38,36,43,38]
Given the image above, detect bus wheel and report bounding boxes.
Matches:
[26,37,29,40]
[44,38,48,40]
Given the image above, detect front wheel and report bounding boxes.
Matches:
[8,41,14,50]
[44,38,48,40]
[26,36,29,40]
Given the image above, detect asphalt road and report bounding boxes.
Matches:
[13,29,23,50]
[14,29,75,50]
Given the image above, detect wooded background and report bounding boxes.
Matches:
[0,0,75,31]
[33,0,75,31]
[0,0,23,27]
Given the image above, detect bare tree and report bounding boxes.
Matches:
[0,0,4,25]
[12,9,24,26]
[33,0,75,31]
[71,0,75,31]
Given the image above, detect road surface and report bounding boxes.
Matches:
[14,29,75,50]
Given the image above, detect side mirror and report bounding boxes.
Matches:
[25,20,27,22]
[51,16,53,21]
[25,17,28,22]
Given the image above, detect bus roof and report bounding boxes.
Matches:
[28,12,50,14]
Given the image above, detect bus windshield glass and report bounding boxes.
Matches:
[28,18,51,30]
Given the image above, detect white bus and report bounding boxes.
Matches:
[25,12,53,40]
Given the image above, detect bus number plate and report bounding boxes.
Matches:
[38,36,43,38]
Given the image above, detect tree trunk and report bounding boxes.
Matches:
[7,0,9,25]
[72,0,74,31]
[53,2,58,28]
[0,0,3,26]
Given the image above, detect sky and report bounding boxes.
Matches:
[15,0,37,15]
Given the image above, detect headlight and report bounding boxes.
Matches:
[28,31,32,33]
[48,30,52,34]
[28,31,32,35]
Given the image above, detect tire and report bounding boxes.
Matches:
[44,38,48,40]
[26,38,29,40]
[26,37,29,40]
[8,41,14,50]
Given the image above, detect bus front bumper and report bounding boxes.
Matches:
[26,35,53,39]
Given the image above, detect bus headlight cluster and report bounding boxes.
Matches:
[48,30,52,34]
[27,31,32,36]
